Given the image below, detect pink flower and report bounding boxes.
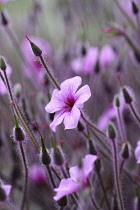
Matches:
[134,141,140,163]
[0,63,12,95]
[29,164,46,185]
[99,45,116,69]
[45,76,91,132]
[53,154,97,201]
[21,36,51,85]
[71,47,99,75]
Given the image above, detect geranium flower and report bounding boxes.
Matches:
[45,76,91,132]
[0,63,12,95]
[134,141,140,163]
[29,164,46,186]
[53,154,97,201]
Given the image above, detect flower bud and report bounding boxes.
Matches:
[95,158,101,173]
[0,187,6,201]
[14,127,25,142]
[88,140,97,155]
[13,83,22,98]
[57,196,67,207]
[122,88,133,104]
[53,146,64,166]
[25,35,42,56]
[132,1,139,15]
[81,45,87,56]
[108,123,116,139]
[77,121,84,132]
[114,95,120,108]
[41,137,51,165]
[0,11,9,26]
[0,57,6,71]
[94,59,100,74]
[121,141,131,159]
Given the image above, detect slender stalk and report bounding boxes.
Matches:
[3,70,40,152]
[46,165,56,188]
[19,142,28,210]
[120,159,125,174]
[117,108,127,143]
[81,112,106,137]
[91,195,100,210]
[111,138,125,210]
[39,55,60,90]
[96,169,111,210]
[129,103,140,124]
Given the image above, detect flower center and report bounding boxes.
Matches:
[64,97,75,108]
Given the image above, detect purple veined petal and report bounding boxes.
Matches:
[2,185,12,197]
[60,76,82,98]
[53,178,80,201]
[74,85,91,108]
[69,165,84,183]
[50,110,67,132]
[135,141,140,163]
[82,154,97,179]
[63,106,81,130]
[45,89,65,113]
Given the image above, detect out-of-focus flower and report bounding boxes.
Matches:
[71,47,99,75]
[0,0,14,2]
[21,36,51,85]
[45,76,91,132]
[134,141,140,163]
[0,183,11,202]
[99,45,116,69]
[0,63,12,95]
[53,154,97,201]
[97,106,116,131]
[29,164,46,185]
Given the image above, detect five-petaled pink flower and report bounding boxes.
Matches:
[53,154,97,201]
[45,76,91,132]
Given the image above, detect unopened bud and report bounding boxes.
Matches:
[0,11,9,26]
[95,158,101,173]
[13,83,22,98]
[53,146,64,166]
[81,45,87,56]
[14,127,25,142]
[108,123,116,139]
[114,95,120,108]
[0,57,6,71]
[121,142,131,159]
[89,140,97,155]
[41,137,51,165]
[57,196,68,207]
[25,35,42,56]
[77,121,84,132]
[122,88,133,104]
[94,59,100,74]
[132,1,139,15]
[0,187,6,201]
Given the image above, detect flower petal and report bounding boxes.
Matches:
[2,185,12,197]
[75,85,91,107]
[63,106,81,130]
[70,166,84,183]
[53,178,80,201]
[60,76,82,98]
[50,110,67,132]
[45,89,64,113]
[135,141,140,164]
[82,154,97,179]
